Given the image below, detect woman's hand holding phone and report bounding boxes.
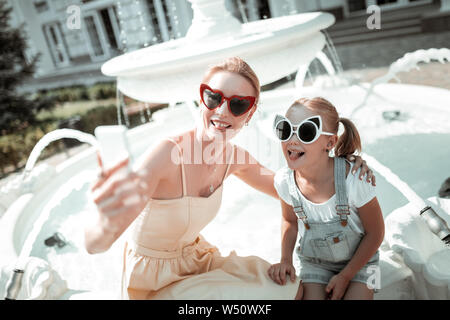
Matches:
[91,153,149,234]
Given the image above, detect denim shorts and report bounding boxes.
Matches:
[299,253,380,292]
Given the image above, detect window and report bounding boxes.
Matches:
[81,6,122,61]
[43,22,70,67]
[347,0,367,12]
[84,15,105,57]
[231,0,271,22]
[161,0,175,39]
[145,0,174,42]
[376,0,398,4]
[257,0,271,19]
[34,0,49,13]
[99,7,121,53]
[147,0,164,43]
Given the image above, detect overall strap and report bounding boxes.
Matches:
[288,170,310,229]
[334,157,350,226]
[165,138,187,196]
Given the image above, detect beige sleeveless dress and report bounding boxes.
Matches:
[121,139,299,299]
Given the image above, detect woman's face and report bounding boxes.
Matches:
[200,71,257,141]
[281,106,333,170]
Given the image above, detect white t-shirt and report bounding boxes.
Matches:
[274,161,376,238]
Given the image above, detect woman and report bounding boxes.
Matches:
[84,57,375,299]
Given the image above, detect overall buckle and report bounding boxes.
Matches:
[336,205,350,226]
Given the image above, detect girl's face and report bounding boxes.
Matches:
[200,71,257,141]
[281,106,335,170]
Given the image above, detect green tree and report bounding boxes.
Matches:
[0,0,55,135]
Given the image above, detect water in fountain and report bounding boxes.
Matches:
[301,30,348,89]
[116,0,129,53]
[322,30,344,74]
[351,48,450,117]
[117,90,130,128]
[237,0,249,24]
[23,129,99,183]
[16,129,99,271]
[139,104,146,124]
[144,102,152,121]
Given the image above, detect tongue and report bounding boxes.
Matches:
[288,151,303,161]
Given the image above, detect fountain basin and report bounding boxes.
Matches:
[1,82,449,299]
[102,12,335,102]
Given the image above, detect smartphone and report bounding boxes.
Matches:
[94,125,133,172]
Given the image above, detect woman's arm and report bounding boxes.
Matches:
[230,146,376,199]
[84,139,175,254]
[230,146,278,198]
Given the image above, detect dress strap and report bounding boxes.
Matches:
[165,138,187,196]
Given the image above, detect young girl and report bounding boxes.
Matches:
[268,97,385,300]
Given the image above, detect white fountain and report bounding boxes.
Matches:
[1,0,450,299]
[101,0,335,103]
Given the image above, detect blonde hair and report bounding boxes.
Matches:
[202,56,260,104]
[290,97,362,157]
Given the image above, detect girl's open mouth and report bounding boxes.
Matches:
[287,150,305,161]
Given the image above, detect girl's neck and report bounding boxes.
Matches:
[295,156,334,186]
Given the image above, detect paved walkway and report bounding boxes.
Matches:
[334,31,450,71]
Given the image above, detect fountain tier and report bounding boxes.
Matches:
[101,12,335,103]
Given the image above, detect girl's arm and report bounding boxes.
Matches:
[326,197,385,299]
[268,199,298,285]
[341,197,385,278]
[84,139,175,254]
[280,200,299,265]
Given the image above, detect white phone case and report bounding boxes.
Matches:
[94,125,132,171]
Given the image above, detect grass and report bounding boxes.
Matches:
[37,98,117,121]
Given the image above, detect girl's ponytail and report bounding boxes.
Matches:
[335,117,361,157]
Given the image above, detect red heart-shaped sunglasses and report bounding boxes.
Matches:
[200,83,256,117]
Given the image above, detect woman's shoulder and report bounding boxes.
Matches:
[138,133,192,175]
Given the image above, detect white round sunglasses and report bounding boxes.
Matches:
[273,114,334,144]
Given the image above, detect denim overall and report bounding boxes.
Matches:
[288,157,379,285]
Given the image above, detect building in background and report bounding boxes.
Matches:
[7,0,450,93]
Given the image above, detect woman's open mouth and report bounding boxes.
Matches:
[211,120,232,130]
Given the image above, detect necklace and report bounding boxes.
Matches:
[209,166,217,193]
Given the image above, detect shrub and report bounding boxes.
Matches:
[0,121,60,174]
[79,104,118,134]
[36,82,115,104]
[87,82,116,100]
[0,103,160,176]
